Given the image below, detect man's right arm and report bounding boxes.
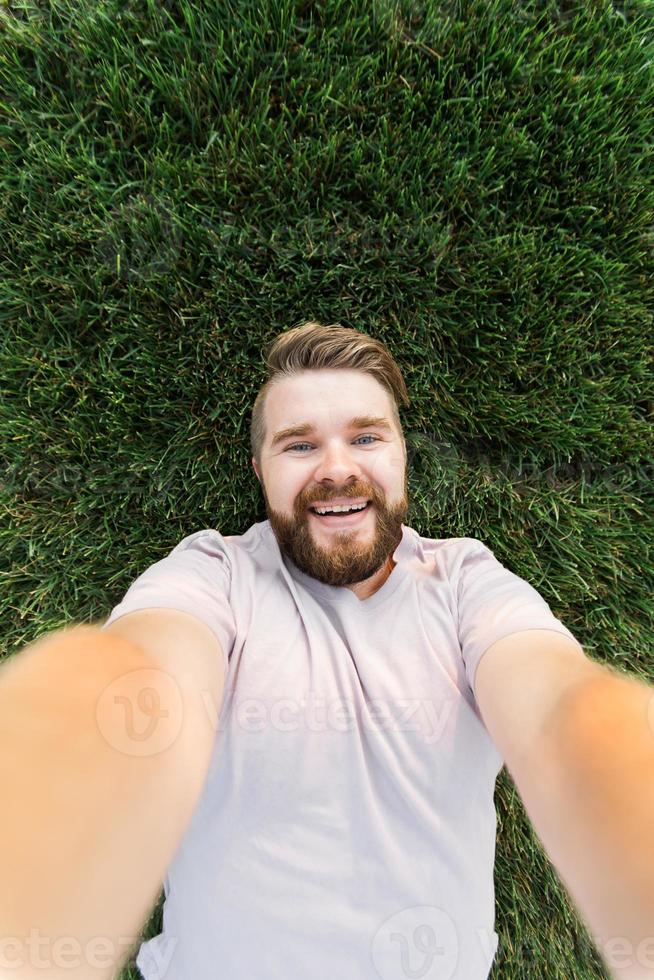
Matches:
[0,610,225,979]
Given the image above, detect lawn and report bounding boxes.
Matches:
[1,0,652,977]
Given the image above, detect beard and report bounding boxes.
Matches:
[261,479,409,588]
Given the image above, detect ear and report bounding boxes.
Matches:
[252,457,261,483]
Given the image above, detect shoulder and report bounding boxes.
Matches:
[169,523,264,560]
[410,531,493,577]
[171,528,232,557]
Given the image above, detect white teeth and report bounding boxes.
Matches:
[314,502,368,515]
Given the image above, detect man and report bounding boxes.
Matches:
[1,322,652,979]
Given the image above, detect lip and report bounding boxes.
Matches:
[309,502,373,529]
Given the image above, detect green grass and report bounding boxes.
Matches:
[1,0,652,976]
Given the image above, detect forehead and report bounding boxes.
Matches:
[264,370,393,426]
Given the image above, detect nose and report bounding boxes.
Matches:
[311,440,364,486]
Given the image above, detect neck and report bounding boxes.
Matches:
[348,554,396,601]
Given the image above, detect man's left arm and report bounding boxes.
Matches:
[475,631,654,980]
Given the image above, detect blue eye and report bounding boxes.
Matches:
[286,435,379,452]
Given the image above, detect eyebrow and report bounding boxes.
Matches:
[270,415,393,449]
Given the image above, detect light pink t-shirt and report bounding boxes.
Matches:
[103,521,583,980]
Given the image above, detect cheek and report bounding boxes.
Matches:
[368,454,401,487]
[268,467,306,506]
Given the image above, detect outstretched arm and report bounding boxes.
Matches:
[0,614,224,979]
[513,665,654,979]
[474,629,654,979]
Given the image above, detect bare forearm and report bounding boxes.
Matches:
[0,625,217,979]
[510,665,654,979]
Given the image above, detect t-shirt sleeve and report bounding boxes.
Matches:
[455,539,584,703]
[101,529,237,673]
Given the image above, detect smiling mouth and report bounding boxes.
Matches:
[308,501,373,523]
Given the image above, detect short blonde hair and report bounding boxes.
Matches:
[250,320,410,469]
